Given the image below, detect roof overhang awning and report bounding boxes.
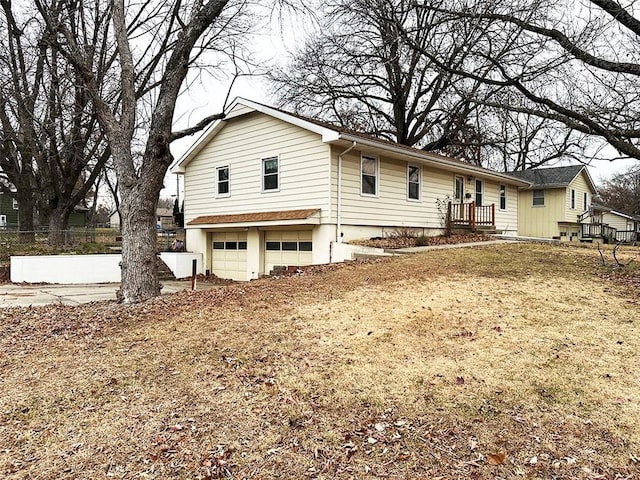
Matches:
[186,208,321,229]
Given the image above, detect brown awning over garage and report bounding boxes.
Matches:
[188,208,321,226]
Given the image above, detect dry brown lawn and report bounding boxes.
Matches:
[1,243,640,479]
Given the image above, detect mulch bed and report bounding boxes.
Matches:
[351,233,495,249]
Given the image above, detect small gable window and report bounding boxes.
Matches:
[262,156,279,191]
[361,155,378,196]
[216,166,229,196]
[533,189,545,206]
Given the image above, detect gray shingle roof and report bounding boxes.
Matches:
[507,165,584,188]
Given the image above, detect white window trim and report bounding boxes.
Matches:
[261,155,280,193]
[360,154,379,197]
[475,178,484,206]
[570,188,576,209]
[216,165,230,198]
[583,191,588,211]
[532,189,545,207]
[406,164,421,202]
[12,198,18,210]
[499,184,507,210]
[454,175,465,202]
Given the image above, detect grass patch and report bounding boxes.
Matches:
[1,243,639,478]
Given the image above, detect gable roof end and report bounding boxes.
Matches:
[508,165,596,192]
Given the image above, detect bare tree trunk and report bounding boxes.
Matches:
[47,206,72,246]
[15,187,35,243]
[117,189,160,302]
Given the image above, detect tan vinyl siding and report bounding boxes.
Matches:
[184,112,331,224]
[486,182,518,233]
[330,146,518,230]
[225,103,254,118]
[518,188,565,238]
[564,171,592,222]
[603,212,632,231]
[332,148,446,228]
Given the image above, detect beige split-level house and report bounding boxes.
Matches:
[509,165,597,241]
[172,97,529,281]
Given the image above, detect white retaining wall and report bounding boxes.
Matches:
[11,253,203,284]
[330,242,388,263]
[159,252,203,279]
[11,254,122,284]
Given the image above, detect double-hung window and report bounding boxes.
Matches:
[475,179,483,206]
[407,165,420,201]
[583,192,588,210]
[499,184,507,210]
[570,189,576,209]
[361,155,378,196]
[216,166,229,196]
[262,156,279,191]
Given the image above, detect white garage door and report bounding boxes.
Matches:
[211,232,247,281]
[264,231,313,274]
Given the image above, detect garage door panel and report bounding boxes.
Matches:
[264,230,313,274]
[211,232,247,281]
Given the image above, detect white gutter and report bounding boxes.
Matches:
[337,141,357,242]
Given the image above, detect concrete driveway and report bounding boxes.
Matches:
[0,280,212,307]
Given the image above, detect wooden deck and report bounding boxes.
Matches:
[581,222,638,243]
[448,202,495,231]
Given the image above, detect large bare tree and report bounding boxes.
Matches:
[271,0,582,170]
[0,1,110,245]
[597,165,640,214]
[402,0,640,166]
[32,0,264,302]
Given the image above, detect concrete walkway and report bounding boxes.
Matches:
[0,280,213,308]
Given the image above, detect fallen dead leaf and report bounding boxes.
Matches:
[486,451,507,465]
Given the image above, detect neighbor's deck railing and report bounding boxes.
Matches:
[448,202,495,231]
[580,223,637,243]
[615,230,638,243]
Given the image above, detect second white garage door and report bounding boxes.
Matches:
[264,231,312,274]
[211,232,247,281]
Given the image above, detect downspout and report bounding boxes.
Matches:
[337,141,357,243]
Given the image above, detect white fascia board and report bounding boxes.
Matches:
[171,118,226,173]
[609,210,635,220]
[581,167,598,194]
[331,133,531,187]
[233,97,331,136]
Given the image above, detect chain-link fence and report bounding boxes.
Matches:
[0,227,186,252]
[0,228,102,246]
